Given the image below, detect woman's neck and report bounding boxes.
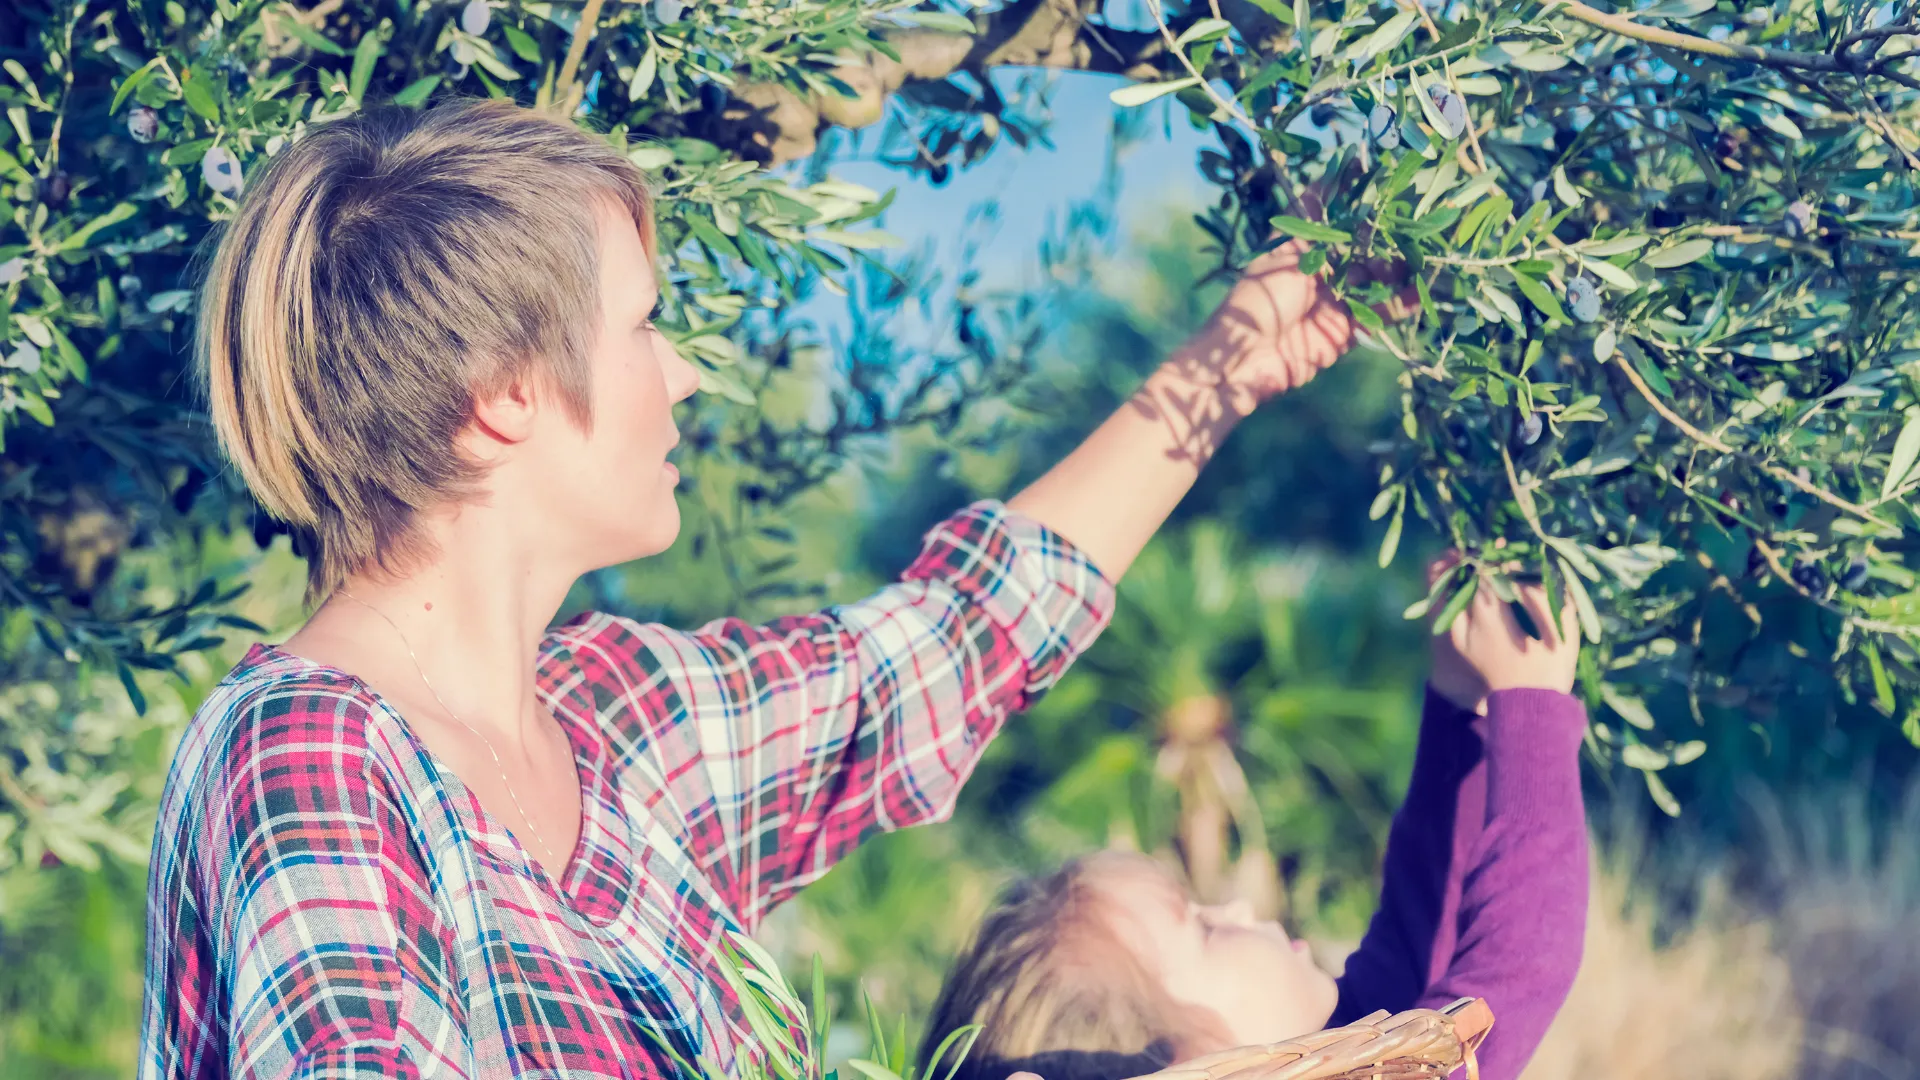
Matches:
[283,501,581,744]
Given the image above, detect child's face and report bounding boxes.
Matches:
[1087,856,1338,1053]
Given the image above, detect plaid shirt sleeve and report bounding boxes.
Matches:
[141,681,459,1080]
[556,500,1114,927]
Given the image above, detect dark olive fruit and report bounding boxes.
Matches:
[1427,84,1467,139]
[1519,411,1544,445]
[1368,104,1399,150]
[1566,277,1602,323]
[1784,199,1815,238]
[1841,557,1870,592]
[127,106,160,143]
[1791,561,1827,594]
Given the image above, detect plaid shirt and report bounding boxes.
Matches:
[140,502,1112,1080]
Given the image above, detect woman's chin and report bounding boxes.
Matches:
[639,499,683,556]
[593,498,682,567]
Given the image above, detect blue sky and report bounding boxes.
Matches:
[801,69,1222,329]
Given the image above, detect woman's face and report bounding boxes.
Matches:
[528,203,699,570]
[1087,856,1339,1054]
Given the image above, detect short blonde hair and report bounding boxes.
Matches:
[197,98,655,599]
[921,853,1230,1080]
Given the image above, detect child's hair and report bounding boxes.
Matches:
[919,852,1229,1080]
[196,97,656,600]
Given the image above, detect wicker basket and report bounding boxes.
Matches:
[1124,998,1494,1080]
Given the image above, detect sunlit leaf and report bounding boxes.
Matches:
[1269,215,1351,244]
[1110,77,1200,107]
[1882,410,1920,499]
[1642,238,1714,268]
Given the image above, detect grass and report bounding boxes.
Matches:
[1520,857,1802,1080]
[1523,777,1920,1080]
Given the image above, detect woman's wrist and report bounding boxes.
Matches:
[1155,326,1270,420]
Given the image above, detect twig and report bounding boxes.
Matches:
[1403,0,1489,174]
[1299,37,1487,105]
[0,757,46,818]
[1838,22,1918,54]
[1860,93,1920,171]
[1751,539,1918,637]
[1142,0,1308,221]
[554,0,609,115]
[1611,353,1893,528]
[1551,0,1908,77]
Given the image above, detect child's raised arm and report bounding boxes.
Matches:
[1333,559,1588,1080]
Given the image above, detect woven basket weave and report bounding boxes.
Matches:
[1124,998,1494,1080]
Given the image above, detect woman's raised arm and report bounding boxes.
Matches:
[558,240,1381,929]
[552,500,1113,928]
[1009,239,1371,579]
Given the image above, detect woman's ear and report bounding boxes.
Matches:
[467,371,543,454]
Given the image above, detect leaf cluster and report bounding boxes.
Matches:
[1114,0,1920,796]
[0,0,1046,868]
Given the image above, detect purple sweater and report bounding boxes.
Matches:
[1330,687,1590,1080]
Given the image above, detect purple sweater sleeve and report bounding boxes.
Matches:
[1331,688,1589,1080]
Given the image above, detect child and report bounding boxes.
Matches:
[922,559,1589,1080]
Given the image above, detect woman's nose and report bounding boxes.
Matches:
[660,335,700,404]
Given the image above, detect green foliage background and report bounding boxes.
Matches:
[2,0,1919,1075]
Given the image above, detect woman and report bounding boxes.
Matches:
[140,97,1377,1080]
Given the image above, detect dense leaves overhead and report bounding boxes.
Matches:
[0,0,1054,873]
[1103,0,1920,805]
[3,0,1919,878]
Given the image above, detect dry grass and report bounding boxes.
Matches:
[1521,857,1802,1080]
[1523,778,1920,1080]
[1745,780,1920,1080]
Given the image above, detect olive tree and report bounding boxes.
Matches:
[0,0,1078,876]
[1113,0,1920,810]
[4,0,1918,874]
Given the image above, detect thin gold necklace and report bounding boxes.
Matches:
[338,590,566,878]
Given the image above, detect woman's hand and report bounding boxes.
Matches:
[1167,239,1371,407]
[1167,179,1414,409]
[1428,553,1580,714]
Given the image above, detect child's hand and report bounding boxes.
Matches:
[1427,553,1579,713]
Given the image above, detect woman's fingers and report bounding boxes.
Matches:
[1298,156,1368,221]
[1369,284,1422,326]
